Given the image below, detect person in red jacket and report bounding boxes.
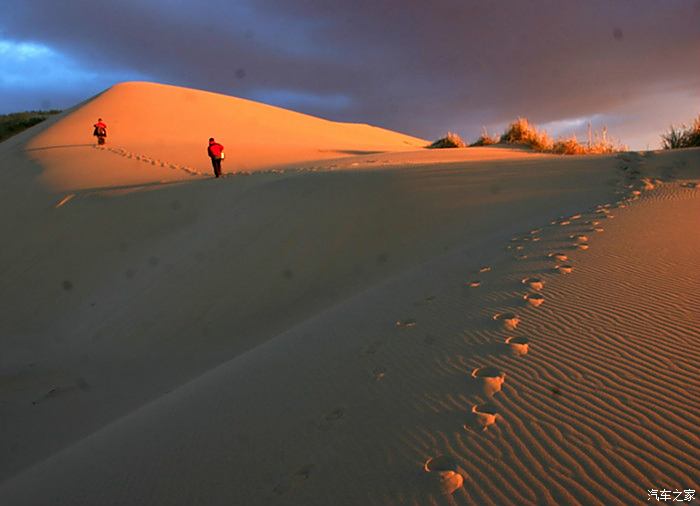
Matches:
[93,118,107,145]
[207,137,225,178]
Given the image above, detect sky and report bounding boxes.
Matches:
[1,0,698,149]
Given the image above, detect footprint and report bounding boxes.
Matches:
[570,234,589,242]
[317,407,345,430]
[576,243,590,250]
[471,366,506,396]
[569,213,582,220]
[360,341,382,356]
[32,377,90,405]
[273,464,315,495]
[505,336,529,356]
[493,312,520,330]
[548,252,569,262]
[423,456,464,495]
[468,280,481,288]
[523,293,544,307]
[54,194,76,209]
[522,277,544,291]
[373,366,387,381]
[396,319,417,328]
[479,266,492,273]
[555,264,574,274]
[593,227,605,233]
[325,407,344,421]
[640,178,656,190]
[469,404,499,432]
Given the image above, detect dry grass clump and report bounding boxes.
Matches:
[499,118,624,155]
[500,117,553,151]
[552,129,624,155]
[429,131,466,148]
[552,136,587,155]
[427,118,625,154]
[469,128,498,147]
[661,115,700,149]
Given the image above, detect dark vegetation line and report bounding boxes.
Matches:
[0,110,62,143]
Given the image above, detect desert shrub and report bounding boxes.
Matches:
[470,128,498,147]
[662,126,687,149]
[689,117,700,146]
[429,131,466,148]
[580,127,625,154]
[587,137,625,154]
[552,136,586,155]
[552,134,624,155]
[661,115,700,149]
[500,117,553,151]
[0,110,62,143]
[500,118,624,155]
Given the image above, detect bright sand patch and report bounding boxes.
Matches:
[0,83,699,505]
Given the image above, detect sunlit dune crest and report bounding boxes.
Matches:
[26,81,428,192]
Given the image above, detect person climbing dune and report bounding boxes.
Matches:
[93,118,107,145]
[207,137,225,178]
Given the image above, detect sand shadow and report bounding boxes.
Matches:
[76,179,194,197]
[25,144,94,152]
[318,149,384,156]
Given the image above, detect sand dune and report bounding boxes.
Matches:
[24,81,427,192]
[1,82,699,505]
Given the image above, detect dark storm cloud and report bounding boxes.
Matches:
[1,0,698,146]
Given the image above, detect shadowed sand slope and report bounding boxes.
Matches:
[24,81,428,191]
[1,136,636,483]
[1,101,699,505]
[0,150,698,505]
